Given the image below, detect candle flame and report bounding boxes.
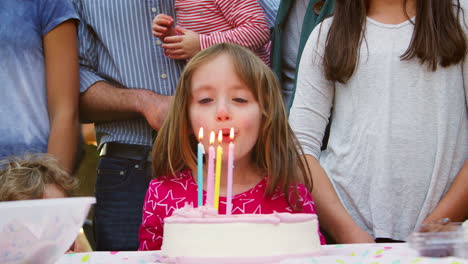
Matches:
[218,130,223,143]
[198,127,204,141]
[230,128,234,141]
[210,131,215,145]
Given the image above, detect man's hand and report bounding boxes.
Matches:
[152,14,176,41]
[137,90,173,130]
[162,26,201,60]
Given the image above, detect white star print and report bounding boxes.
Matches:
[146,227,163,242]
[252,205,262,214]
[231,198,255,214]
[157,190,186,215]
[303,200,316,212]
[169,177,190,191]
[150,180,164,199]
[142,210,154,225]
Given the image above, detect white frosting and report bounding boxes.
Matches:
[161,205,321,262]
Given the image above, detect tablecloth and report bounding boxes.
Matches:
[56,243,468,264]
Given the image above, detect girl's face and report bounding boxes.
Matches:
[189,54,262,163]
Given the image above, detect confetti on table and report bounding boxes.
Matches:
[81,254,90,262]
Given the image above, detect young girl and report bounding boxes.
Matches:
[290,0,467,243]
[152,0,271,65]
[138,43,325,250]
[0,154,92,252]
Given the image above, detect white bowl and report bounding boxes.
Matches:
[0,197,95,264]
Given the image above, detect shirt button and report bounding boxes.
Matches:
[151,7,157,13]
[161,73,167,79]
[156,39,162,45]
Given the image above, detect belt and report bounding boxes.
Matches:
[99,142,152,162]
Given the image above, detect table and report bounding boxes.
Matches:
[56,243,468,264]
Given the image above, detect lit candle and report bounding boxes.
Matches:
[206,131,216,208]
[213,130,223,210]
[226,128,235,215]
[197,127,205,208]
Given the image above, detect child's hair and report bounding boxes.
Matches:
[324,0,466,83]
[152,43,313,209]
[0,154,79,201]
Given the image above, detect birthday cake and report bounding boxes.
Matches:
[159,205,321,264]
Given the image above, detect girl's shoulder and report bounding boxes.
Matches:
[304,16,334,59]
[148,169,197,193]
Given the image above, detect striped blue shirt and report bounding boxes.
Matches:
[73,0,184,148]
[257,0,280,28]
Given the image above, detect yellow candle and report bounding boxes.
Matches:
[214,130,223,210]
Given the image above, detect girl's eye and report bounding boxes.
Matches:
[233,98,248,103]
[198,98,213,104]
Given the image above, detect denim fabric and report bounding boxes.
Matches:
[94,155,151,251]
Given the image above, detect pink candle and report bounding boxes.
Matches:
[226,128,235,215]
[206,131,216,208]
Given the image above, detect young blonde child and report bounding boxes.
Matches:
[138,43,325,250]
[0,154,92,252]
[152,0,271,65]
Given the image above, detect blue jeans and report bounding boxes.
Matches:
[94,155,151,251]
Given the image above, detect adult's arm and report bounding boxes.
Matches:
[305,155,375,243]
[79,83,172,130]
[426,15,468,222]
[423,161,468,223]
[289,21,374,243]
[74,0,171,130]
[44,21,79,172]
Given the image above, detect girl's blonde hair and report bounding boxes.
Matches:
[152,43,313,209]
[0,154,79,201]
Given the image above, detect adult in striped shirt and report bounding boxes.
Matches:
[73,0,184,251]
[152,0,271,65]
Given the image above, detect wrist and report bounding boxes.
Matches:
[134,89,153,116]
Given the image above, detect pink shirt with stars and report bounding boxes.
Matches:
[138,169,325,250]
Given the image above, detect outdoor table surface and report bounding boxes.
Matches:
[56,243,468,264]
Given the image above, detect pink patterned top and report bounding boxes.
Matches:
[138,169,326,250]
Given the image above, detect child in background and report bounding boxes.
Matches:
[138,43,324,250]
[290,0,467,243]
[0,154,92,252]
[152,0,271,65]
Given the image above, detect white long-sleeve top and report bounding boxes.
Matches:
[290,6,468,240]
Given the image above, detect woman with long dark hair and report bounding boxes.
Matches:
[290,0,467,242]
